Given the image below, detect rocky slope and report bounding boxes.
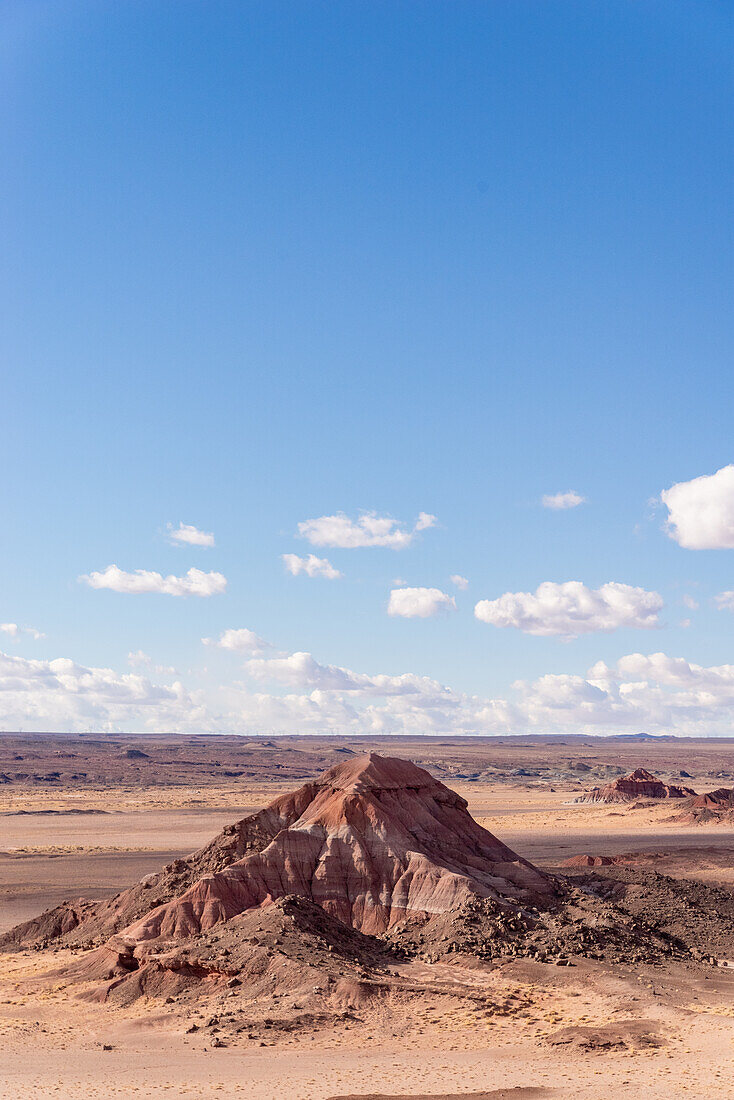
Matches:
[1,753,553,952]
[574,767,696,804]
[666,787,734,825]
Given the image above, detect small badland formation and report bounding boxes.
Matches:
[3,753,730,1031]
[667,787,734,825]
[575,767,697,805]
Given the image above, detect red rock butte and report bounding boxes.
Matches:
[668,787,734,825]
[2,752,554,957]
[576,767,697,805]
[125,752,553,941]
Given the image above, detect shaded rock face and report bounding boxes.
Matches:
[2,753,553,954]
[687,787,734,809]
[667,787,734,825]
[575,768,697,804]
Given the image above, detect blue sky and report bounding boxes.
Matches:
[2,1,734,735]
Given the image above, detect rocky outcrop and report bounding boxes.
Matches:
[575,768,696,805]
[2,753,554,953]
[667,788,734,825]
[124,753,554,941]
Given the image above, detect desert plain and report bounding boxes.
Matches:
[2,732,734,1100]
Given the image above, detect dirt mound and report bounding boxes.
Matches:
[562,851,671,869]
[546,1019,665,1052]
[575,767,696,804]
[68,893,397,1006]
[2,753,553,952]
[562,863,734,959]
[667,787,734,825]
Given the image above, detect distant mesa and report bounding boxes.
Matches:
[574,767,697,805]
[120,748,150,760]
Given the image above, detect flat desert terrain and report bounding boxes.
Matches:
[2,733,734,1099]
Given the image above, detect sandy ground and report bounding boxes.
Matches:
[2,948,734,1098]
[3,736,734,1097]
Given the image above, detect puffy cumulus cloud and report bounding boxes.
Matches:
[660,465,734,549]
[297,511,437,550]
[202,627,271,654]
[0,649,195,733]
[238,645,734,736]
[167,522,215,548]
[450,574,469,590]
[715,591,734,613]
[542,491,586,510]
[281,553,342,579]
[511,650,734,736]
[474,581,663,638]
[81,565,227,597]
[387,587,456,619]
[128,649,152,667]
[588,651,734,693]
[0,623,44,640]
[682,594,699,610]
[5,639,734,737]
[127,650,176,675]
[244,650,454,701]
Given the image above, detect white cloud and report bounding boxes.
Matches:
[281,553,342,579]
[542,491,586,510]
[127,646,176,673]
[167,522,215,548]
[715,591,734,613]
[506,649,734,736]
[297,511,437,549]
[127,649,152,667]
[202,628,271,654]
[682,594,699,610]
[660,465,734,549]
[5,637,734,737]
[244,649,454,700]
[387,587,457,619]
[81,565,226,597]
[0,623,44,640]
[0,648,192,733]
[450,574,469,590]
[474,581,663,637]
